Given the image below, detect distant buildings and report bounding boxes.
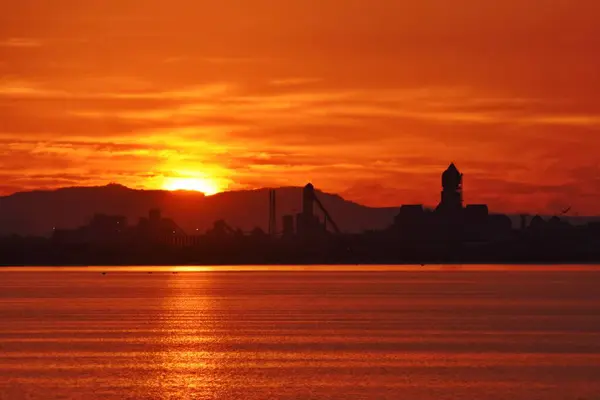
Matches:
[49,163,588,253]
[394,163,512,242]
[53,209,186,246]
[6,162,600,265]
[53,213,127,245]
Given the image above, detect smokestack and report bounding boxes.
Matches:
[303,183,315,217]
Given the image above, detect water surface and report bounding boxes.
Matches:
[1,265,600,399]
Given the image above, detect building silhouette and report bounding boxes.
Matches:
[392,163,512,242]
[8,161,595,266]
[437,163,463,213]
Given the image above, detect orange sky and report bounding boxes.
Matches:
[1,0,600,214]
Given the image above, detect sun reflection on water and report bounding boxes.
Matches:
[151,273,222,398]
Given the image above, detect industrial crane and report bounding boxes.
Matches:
[312,192,341,234]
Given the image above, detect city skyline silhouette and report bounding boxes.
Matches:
[2,163,599,266]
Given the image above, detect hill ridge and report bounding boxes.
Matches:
[1,185,598,237]
[0,184,398,237]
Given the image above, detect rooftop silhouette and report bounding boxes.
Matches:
[1,163,600,266]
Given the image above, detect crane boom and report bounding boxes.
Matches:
[312,194,341,234]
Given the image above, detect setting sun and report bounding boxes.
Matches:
[163,177,221,196]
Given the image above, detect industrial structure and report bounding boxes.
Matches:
[53,165,510,246]
[43,162,600,266]
[276,183,342,238]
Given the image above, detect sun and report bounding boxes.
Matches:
[163,177,220,196]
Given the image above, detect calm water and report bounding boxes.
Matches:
[1,265,600,400]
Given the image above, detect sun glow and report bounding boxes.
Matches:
[163,177,221,195]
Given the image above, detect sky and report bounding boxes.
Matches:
[1,0,600,214]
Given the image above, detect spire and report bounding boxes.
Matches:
[446,163,459,174]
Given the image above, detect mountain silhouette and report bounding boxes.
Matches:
[1,184,598,237]
[0,184,399,237]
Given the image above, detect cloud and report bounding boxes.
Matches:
[0,81,63,98]
[0,38,42,48]
[269,78,323,87]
